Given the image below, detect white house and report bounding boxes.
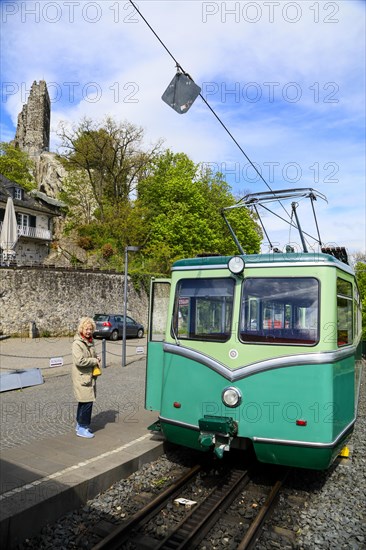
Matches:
[0,174,63,265]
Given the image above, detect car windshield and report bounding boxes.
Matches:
[94,315,110,322]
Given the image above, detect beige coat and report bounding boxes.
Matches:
[72,334,99,402]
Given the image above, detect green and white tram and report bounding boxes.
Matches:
[145,190,363,469]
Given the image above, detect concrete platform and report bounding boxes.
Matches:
[0,405,165,548]
[0,337,165,548]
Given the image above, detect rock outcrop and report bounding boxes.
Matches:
[11,80,93,266]
[12,80,65,199]
[34,152,66,197]
[13,80,50,157]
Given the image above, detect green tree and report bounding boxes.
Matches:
[138,150,261,272]
[0,142,36,190]
[58,171,98,230]
[58,117,162,219]
[55,120,262,275]
[76,200,150,269]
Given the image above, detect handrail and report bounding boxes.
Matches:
[0,222,52,240]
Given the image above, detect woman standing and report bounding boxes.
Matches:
[72,317,101,439]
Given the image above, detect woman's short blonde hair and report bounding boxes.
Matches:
[78,316,96,334]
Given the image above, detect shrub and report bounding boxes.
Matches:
[77,236,94,250]
[101,243,115,259]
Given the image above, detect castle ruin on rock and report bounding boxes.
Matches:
[9,80,87,265]
[13,80,51,157]
[12,80,65,197]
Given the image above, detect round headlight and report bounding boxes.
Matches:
[222,386,242,408]
[228,256,245,275]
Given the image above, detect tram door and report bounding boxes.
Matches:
[145,279,171,411]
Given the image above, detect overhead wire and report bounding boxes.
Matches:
[127,1,290,202]
[128,0,327,249]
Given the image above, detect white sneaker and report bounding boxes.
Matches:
[76,426,95,439]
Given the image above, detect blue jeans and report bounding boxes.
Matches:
[77,402,93,428]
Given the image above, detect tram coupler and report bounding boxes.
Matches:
[214,438,232,459]
[198,416,237,458]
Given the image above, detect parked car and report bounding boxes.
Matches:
[93,314,144,341]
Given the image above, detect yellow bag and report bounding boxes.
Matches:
[93,365,102,377]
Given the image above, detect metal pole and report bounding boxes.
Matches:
[101,338,106,369]
[220,209,245,255]
[291,202,308,253]
[122,246,140,367]
[122,247,128,367]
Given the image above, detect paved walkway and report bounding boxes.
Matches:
[0,337,165,548]
[0,334,147,374]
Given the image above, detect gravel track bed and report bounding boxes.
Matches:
[256,364,366,550]
[17,366,365,550]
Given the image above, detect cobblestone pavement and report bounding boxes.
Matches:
[0,337,149,451]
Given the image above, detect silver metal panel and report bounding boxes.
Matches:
[253,420,355,449]
[163,342,356,382]
[172,264,227,271]
[159,416,355,450]
[0,369,44,392]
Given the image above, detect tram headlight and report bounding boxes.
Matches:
[222,386,242,408]
[228,256,245,275]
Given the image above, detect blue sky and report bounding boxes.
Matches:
[1,0,365,255]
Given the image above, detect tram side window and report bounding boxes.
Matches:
[240,278,319,345]
[150,281,171,342]
[172,278,234,342]
[337,278,353,346]
[354,286,362,340]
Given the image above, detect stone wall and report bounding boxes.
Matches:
[15,241,50,267]
[0,267,149,337]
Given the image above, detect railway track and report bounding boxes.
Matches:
[91,463,286,549]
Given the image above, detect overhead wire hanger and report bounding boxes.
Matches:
[127,5,346,261]
[127,0,294,232]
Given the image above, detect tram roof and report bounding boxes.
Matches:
[172,252,351,271]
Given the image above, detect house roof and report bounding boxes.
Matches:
[30,189,66,208]
[0,174,61,216]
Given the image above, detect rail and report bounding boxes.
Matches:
[156,468,250,549]
[91,464,287,550]
[0,221,52,241]
[92,465,202,550]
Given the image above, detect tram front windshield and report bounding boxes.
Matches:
[240,277,319,345]
[172,276,319,345]
[173,278,234,342]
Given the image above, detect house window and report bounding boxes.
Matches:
[17,213,29,227]
[14,188,22,200]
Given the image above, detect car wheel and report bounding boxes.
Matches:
[137,328,144,339]
[110,330,119,341]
